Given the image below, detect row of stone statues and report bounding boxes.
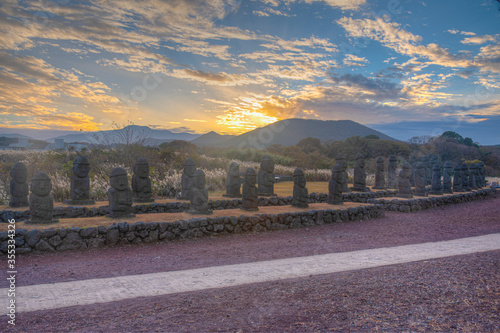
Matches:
[7,153,488,223]
[9,157,155,209]
[402,161,486,198]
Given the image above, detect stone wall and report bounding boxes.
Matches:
[1,189,496,255]
[368,188,496,213]
[0,190,398,222]
[1,205,385,254]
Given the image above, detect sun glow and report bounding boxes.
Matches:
[216,110,279,134]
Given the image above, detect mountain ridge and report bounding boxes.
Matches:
[211,118,397,148]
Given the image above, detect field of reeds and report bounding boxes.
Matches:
[0,149,351,204]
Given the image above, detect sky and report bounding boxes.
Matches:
[0,0,499,144]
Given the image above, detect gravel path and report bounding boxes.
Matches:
[8,195,500,287]
[1,196,499,332]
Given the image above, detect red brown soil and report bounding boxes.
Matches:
[1,195,499,332]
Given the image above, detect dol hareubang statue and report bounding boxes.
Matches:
[64,155,95,205]
[373,156,386,189]
[223,161,242,198]
[108,167,134,218]
[387,155,398,189]
[442,161,453,194]
[327,163,343,205]
[9,162,29,208]
[257,155,275,196]
[430,164,443,195]
[292,168,308,208]
[397,162,413,198]
[178,158,196,200]
[188,169,212,215]
[336,154,349,192]
[27,172,58,224]
[453,164,463,192]
[414,162,427,196]
[242,167,259,211]
[352,153,369,192]
[132,158,154,203]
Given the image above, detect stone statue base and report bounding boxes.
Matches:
[9,202,29,208]
[133,198,155,203]
[429,190,443,195]
[25,219,59,225]
[187,209,213,215]
[350,186,371,192]
[222,193,242,198]
[372,186,386,190]
[414,191,428,196]
[241,207,259,212]
[396,193,413,199]
[442,190,453,194]
[327,201,343,205]
[63,199,95,206]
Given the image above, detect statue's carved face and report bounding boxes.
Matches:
[32,179,52,196]
[185,164,196,177]
[12,166,27,183]
[229,163,239,176]
[194,171,206,189]
[135,163,149,178]
[74,162,90,178]
[111,174,128,191]
[295,175,306,188]
[246,173,256,186]
[403,167,411,177]
[261,159,274,173]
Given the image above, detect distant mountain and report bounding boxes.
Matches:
[0,128,78,141]
[191,131,236,146]
[212,119,397,148]
[0,126,200,145]
[48,125,200,145]
[0,133,34,139]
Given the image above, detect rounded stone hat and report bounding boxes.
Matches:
[110,167,127,178]
[245,167,256,176]
[74,155,89,165]
[184,158,195,166]
[135,158,148,165]
[10,162,28,176]
[32,171,51,181]
[293,167,304,177]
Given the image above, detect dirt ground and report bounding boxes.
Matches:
[0,202,366,231]
[1,196,498,332]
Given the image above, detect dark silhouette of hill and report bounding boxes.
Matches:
[213,119,397,148]
[191,131,236,146]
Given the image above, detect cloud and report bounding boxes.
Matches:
[303,0,366,10]
[253,8,294,16]
[171,68,268,86]
[461,34,498,45]
[343,54,369,67]
[338,17,472,69]
[184,118,208,122]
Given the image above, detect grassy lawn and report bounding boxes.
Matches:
[210,181,330,197]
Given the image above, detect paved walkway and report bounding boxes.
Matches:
[2,233,500,315]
